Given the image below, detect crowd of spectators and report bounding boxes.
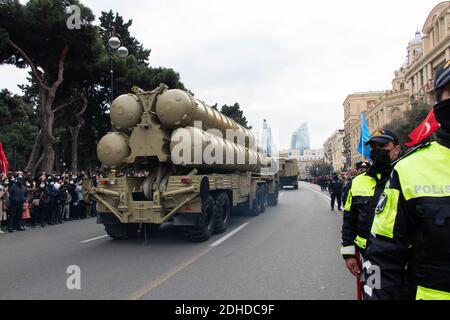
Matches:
[0,170,99,234]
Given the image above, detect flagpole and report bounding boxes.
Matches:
[361,113,365,162]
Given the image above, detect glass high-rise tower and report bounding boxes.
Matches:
[290,123,310,155]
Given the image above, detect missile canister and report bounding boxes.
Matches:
[97,132,130,168]
[156,89,256,147]
[170,126,267,172]
[109,94,143,130]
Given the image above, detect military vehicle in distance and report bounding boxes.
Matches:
[86,84,279,242]
[278,158,299,190]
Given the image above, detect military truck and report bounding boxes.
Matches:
[278,158,299,190]
[87,84,279,242]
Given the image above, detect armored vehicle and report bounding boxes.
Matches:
[86,84,279,242]
[278,158,299,190]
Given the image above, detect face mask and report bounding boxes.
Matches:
[434,100,450,130]
[40,184,45,189]
[370,149,392,170]
[50,182,55,186]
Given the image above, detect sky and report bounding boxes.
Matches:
[0,0,442,149]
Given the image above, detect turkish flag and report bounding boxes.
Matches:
[0,142,9,174]
[404,109,441,147]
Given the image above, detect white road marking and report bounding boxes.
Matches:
[80,235,109,243]
[210,222,251,247]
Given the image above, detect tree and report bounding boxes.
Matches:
[384,100,433,147]
[220,103,252,129]
[0,0,100,173]
[0,89,38,171]
[309,162,333,178]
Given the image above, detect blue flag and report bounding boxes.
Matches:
[356,112,371,160]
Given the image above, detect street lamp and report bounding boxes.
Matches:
[107,33,128,105]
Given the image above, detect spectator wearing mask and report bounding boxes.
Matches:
[46,179,58,225]
[32,182,49,227]
[62,186,72,221]
[54,183,66,224]
[8,177,27,232]
[68,180,79,220]
[74,182,86,219]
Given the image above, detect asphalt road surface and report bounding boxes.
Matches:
[0,182,355,300]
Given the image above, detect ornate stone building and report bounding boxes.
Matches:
[405,1,450,105]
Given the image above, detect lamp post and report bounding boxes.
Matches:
[107,31,128,105]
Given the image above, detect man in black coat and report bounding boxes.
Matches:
[328,174,343,211]
[8,177,27,232]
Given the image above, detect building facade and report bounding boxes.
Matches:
[323,129,345,172]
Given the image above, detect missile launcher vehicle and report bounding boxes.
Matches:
[86,84,279,242]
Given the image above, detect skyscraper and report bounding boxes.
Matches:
[290,123,310,155]
[261,119,273,156]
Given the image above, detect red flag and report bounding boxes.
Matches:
[404,109,440,147]
[0,142,9,174]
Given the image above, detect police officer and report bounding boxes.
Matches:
[340,129,402,280]
[343,162,371,206]
[329,174,343,211]
[365,61,450,300]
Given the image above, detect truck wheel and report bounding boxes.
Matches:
[248,187,261,217]
[185,195,216,242]
[104,224,139,240]
[213,192,231,234]
[268,188,279,207]
[259,185,267,214]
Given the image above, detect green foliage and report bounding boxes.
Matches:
[309,162,333,177]
[384,100,433,147]
[220,103,252,129]
[0,89,38,170]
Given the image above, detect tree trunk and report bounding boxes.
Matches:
[70,126,81,174]
[69,96,88,175]
[26,131,42,172]
[33,153,45,177]
[41,102,56,173]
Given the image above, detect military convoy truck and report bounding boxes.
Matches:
[87,84,279,242]
[278,158,299,190]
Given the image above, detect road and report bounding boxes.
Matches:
[0,182,355,300]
